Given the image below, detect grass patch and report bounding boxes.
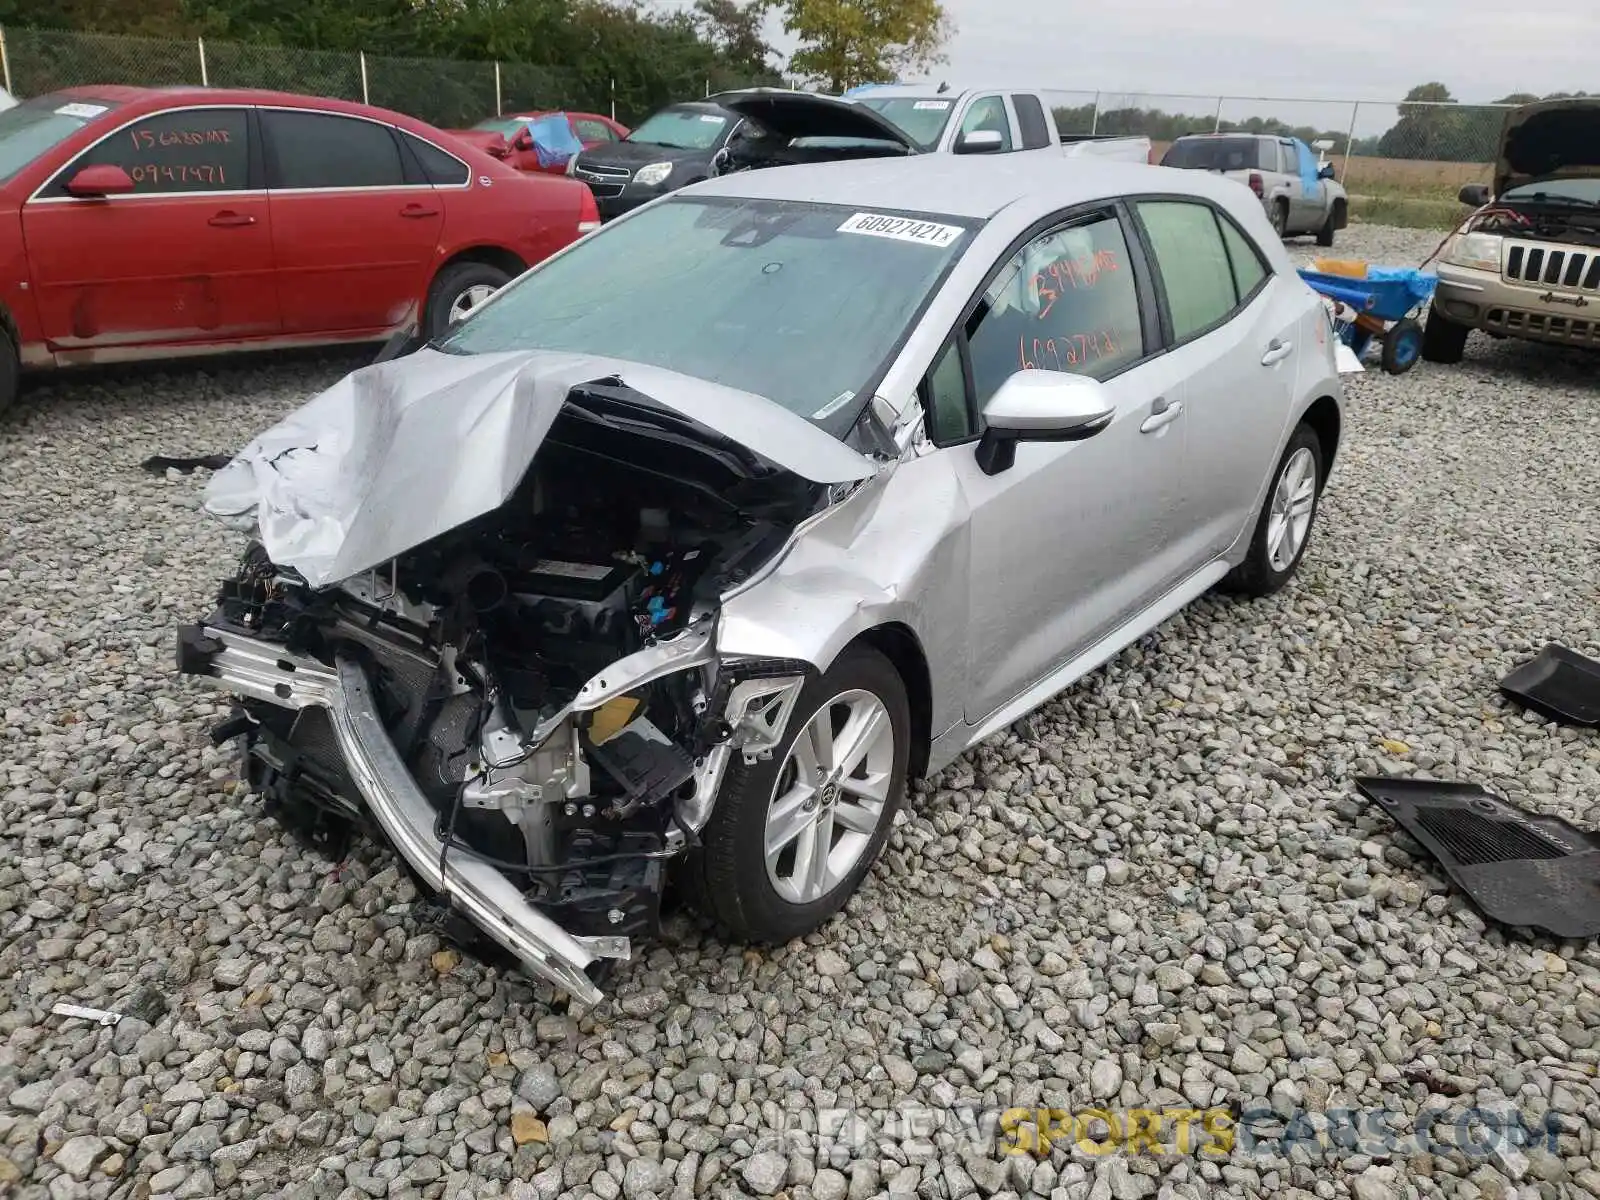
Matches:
[1349,193,1467,230]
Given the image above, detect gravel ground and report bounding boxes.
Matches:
[3,223,1599,1200]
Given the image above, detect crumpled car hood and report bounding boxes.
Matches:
[204,348,877,589]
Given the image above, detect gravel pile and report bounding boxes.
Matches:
[3,225,1599,1200]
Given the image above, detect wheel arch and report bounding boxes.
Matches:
[850,622,933,782]
[434,244,528,283]
[1299,394,1342,483]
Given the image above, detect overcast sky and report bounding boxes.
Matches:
[734,0,1598,134]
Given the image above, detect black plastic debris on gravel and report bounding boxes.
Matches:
[140,453,233,475]
[1355,776,1600,939]
[1500,643,1600,727]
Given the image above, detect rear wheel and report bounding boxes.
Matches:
[0,328,17,421]
[684,644,910,943]
[423,261,513,340]
[1421,305,1470,364]
[1270,200,1289,238]
[1221,422,1325,598]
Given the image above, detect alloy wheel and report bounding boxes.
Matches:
[763,689,896,904]
[1266,446,1317,571]
[448,284,498,324]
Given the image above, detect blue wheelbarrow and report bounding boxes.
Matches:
[1296,262,1438,375]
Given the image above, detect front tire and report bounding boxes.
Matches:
[0,328,18,421]
[1315,207,1338,247]
[685,644,910,943]
[1221,422,1325,598]
[423,261,513,340]
[1421,305,1469,364]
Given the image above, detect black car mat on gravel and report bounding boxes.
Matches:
[1354,776,1600,939]
[1499,643,1600,727]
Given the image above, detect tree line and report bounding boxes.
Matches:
[0,1,955,123]
[0,4,1578,164]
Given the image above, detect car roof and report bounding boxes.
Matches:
[690,153,1246,222]
[55,84,437,129]
[1174,132,1288,141]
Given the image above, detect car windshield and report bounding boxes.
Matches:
[626,108,728,150]
[1161,137,1265,171]
[854,97,954,151]
[438,196,973,430]
[1502,178,1600,206]
[472,117,535,137]
[0,93,120,183]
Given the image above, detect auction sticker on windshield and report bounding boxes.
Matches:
[55,102,109,119]
[913,101,952,111]
[838,212,963,248]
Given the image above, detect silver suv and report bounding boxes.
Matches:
[1162,133,1349,246]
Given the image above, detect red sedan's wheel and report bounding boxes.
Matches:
[424,261,513,340]
[0,328,19,420]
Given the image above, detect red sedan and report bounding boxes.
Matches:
[451,111,629,175]
[0,87,601,415]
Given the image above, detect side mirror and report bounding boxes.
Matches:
[1459,183,1491,208]
[711,147,731,176]
[66,164,135,198]
[974,371,1115,476]
[955,129,1004,155]
[1318,163,1336,181]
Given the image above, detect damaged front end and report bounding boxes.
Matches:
[178,354,870,1004]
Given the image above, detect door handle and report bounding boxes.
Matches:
[207,211,255,227]
[399,203,440,219]
[1261,338,1294,366]
[1140,396,1183,434]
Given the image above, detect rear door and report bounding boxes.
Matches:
[1273,140,1305,230]
[22,104,277,350]
[1131,198,1298,555]
[259,107,443,334]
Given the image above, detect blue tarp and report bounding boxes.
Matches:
[1294,138,1323,203]
[528,114,583,170]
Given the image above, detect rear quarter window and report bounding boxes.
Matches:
[402,132,469,185]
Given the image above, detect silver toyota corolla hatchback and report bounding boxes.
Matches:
[178,154,1346,1003]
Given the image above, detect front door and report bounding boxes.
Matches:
[914,208,1197,722]
[21,105,278,350]
[258,108,444,334]
[1132,198,1299,557]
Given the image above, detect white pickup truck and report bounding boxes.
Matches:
[712,87,1151,169]
[846,85,1152,163]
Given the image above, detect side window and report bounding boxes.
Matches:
[1012,94,1051,151]
[573,118,615,143]
[966,213,1143,411]
[1279,142,1298,175]
[1217,213,1270,299]
[958,96,1013,152]
[54,107,248,195]
[919,339,972,444]
[1136,200,1241,340]
[401,132,469,186]
[260,110,404,190]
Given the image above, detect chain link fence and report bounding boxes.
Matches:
[0,27,1519,226]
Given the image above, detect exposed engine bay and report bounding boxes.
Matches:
[1469,198,1600,247]
[182,384,832,998]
